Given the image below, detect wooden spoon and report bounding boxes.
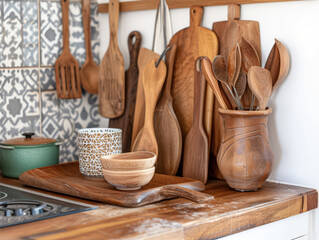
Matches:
[234,72,247,100]
[212,56,241,109]
[99,0,125,118]
[132,59,167,156]
[183,57,209,184]
[80,0,99,94]
[109,31,142,153]
[154,44,182,175]
[265,38,290,93]
[228,44,242,87]
[247,66,272,110]
[201,57,228,110]
[55,0,81,99]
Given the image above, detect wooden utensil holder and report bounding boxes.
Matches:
[217,108,273,191]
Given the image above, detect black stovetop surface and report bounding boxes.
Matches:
[0,183,97,228]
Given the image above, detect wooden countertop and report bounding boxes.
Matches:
[0,175,317,240]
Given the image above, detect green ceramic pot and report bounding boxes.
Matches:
[0,133,63,178]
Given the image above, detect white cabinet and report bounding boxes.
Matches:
[219,212,310,240]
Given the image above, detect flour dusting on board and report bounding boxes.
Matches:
[133,218,181,234]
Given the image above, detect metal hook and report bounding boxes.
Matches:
[155,46,172,68]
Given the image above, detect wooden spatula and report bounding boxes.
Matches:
[131,49,159,148]
[99,0,125,118]
[55,0,81,99]
[132,59,167,156]
[183,57,209,184]
[154,44,182,175]
[109,31,141,153]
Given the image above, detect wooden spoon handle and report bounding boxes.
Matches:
[61,0,70,50]
[161,185,214,203]
[201,57,228,110]
[82,0,93,60]
[163,43,177,95]
[193,57,206,125]
[109,0,119,45]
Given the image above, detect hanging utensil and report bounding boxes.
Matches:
[152,0,172,54]
[55,0,81,99]
[80,0,99,94]
[99,0,125,118]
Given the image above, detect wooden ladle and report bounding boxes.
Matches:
[80,0,99,94]
[132,59,167,156]
[247,66,272,110]
[265,38,290,93]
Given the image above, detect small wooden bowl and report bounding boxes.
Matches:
[102,167,155,191]
[100,151,156,171]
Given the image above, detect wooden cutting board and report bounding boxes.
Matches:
[169,6,218,148]
[210,4,261,179]
[109,31,141,152]
[19,162,213,208]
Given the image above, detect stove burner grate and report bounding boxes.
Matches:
[0,200,55,217]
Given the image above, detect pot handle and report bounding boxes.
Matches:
[0,145,14,150]
[55,140,64,146]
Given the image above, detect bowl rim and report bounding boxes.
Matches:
[100,151,156,162]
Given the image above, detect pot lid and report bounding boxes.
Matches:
[1,133,56,146]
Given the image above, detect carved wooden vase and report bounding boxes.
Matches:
[217,108,274,191]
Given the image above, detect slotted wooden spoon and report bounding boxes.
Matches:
[80,0,99,94]
[99,0,125,118]
[55,0,81,99]
[132,59,167,156]
[247,66,272,110]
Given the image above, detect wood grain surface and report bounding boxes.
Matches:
[18,162,211,208]
[169,5,218,154]
[131,59,166,156]
[217,108,273,191]
[55,0,81,99]
[99,0,125,118]
[182,57,209,184]
[98,0,305,13]
[210,4,261,179]
[154,44,182,175]
[109,31,141,152]
[1,173,317,240]
[131,48,159,149]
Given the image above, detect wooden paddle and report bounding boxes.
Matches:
[55,0,81,99]
[210,4,261,179]
[183,57,209,184]
[131,49,159,149]
[109,31,141,153]
[99,0,125,118]
[154,44,182,175]
[169,5,218,153]
[132,59,167,156]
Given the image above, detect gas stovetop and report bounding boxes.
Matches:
[0,183,97,228]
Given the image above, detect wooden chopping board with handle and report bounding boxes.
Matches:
[169,5,218,157]
[99,0,125,118]
[109,31,141,153]
[19,162,213,208]
[210,4,261,178]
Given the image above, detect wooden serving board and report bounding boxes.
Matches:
[19,162,213,208]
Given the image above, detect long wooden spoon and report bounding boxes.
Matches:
[99,0,125,118]
[154,44,182,175]
[55,0,81,99]
[183,57,209,184]
[201,57,228,110]
[247,66,272,110]
[80,0,99,94]
[132,59,167,156]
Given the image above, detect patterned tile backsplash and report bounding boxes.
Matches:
[0,0,105,162]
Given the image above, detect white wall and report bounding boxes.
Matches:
[98,0,319,238]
